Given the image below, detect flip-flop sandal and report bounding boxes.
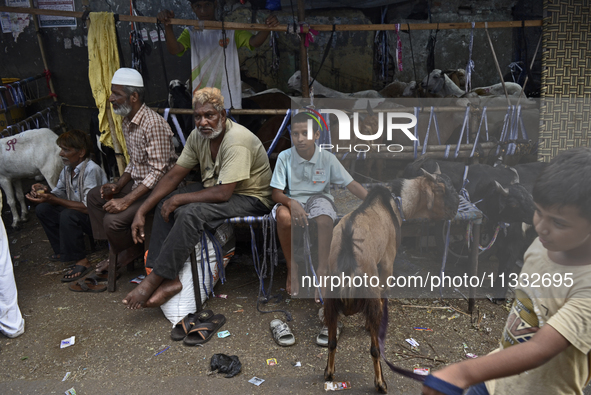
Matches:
[68,278,107,293]
[183,314,226,346]
[170,310,214,341]
[270,319,296,347]
[316,321,343,347]
[61,265,93,283]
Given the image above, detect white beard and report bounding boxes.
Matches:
[113,101,132,117]
[198,118,224,140]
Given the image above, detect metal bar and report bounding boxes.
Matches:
[0,95,54,115]
[0,6,542,32]
[150,105,537,116]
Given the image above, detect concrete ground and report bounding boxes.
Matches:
[1,208,517,395]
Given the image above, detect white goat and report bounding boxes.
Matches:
[0,128,63,227]
[422,69,524,97]
[288,71,382,98]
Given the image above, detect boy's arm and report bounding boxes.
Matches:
[422,323,570,394]
[346,181,368,201]
[272,188,308,227]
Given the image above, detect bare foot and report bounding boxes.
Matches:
[145,277,182,308]
[122,272,164,309]
[95,259,109,273]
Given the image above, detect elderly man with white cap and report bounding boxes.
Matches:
[84,68,178,283]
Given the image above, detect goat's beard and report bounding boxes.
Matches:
[113,101,132,117]
[198,118,224,140]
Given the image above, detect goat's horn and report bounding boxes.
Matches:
[495,181,510,196]
[421,168,437,182]
[509,167,520,184]
[433,163,441,175]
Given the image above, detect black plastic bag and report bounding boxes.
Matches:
[210,353,242,378]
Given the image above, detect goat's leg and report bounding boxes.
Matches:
[324,301,338,382]
[369,307,387,393]
[12,179,29,223]
[0,177,20,228]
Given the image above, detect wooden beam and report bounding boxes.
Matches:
[0,6,542,32]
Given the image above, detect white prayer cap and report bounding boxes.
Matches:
[111,68,144,87]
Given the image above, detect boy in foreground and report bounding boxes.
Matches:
[423,147,591,395]
[271,112,367,298]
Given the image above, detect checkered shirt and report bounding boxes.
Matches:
[122,103,178,189]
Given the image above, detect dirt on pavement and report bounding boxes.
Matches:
[1,201,512,395]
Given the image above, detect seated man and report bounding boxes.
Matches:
[87,68,178,276]
[124,87,273,309]
[271,112,367,297]
[26,129,108,282]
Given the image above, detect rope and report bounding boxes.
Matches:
[253,216,292,321]
[454,106,470,158]
[394,23,403,72]
[156,21,170,88]
[378,301,428,382]
[470,106,487,158]
[220,17,233,109]
[303,222,323,305]
[464,22,475,93]
[439,219,452,297]
[309,25,336,88]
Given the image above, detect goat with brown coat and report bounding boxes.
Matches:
[323,168,459,393]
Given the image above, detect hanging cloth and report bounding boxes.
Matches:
[87,12,129,163]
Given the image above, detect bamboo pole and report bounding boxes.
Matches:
[297,0,310,98]
[27,0,64,129]
[105,101,127,176]
[484,22,510,106]
[151,104,537,116]
[0,6,542,32]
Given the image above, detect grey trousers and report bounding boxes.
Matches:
[146,182,269,279]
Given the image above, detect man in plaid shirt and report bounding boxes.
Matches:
[85,68,178,282]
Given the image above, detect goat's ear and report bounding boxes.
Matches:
[495,181,509,196]
[421,168,438,182]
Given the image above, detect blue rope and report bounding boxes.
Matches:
[454,107,470,158]
[303,223,323,304]
[413,107,420,159]
[465,22,476,94]
[439,220,452,298]
[470,107,487,158]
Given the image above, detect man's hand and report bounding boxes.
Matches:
[29,183,49,198]
[100,183,120,200]
[103,197,130,214]
[161,195,180,222]
[290,200,308,227]
[265,14,279,27]
[131,212,146,244]
[26,191,52,204]
[157,10,175,25]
